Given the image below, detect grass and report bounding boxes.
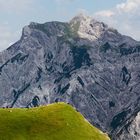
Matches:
[0,102,110,140]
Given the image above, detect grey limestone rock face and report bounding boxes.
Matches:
[116,112,140,140]
[0,14,140,139]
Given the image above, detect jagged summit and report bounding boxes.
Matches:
[20,14,138,48]
[70,13,109,42]
[70,14,139,46]
[18,13,139,49]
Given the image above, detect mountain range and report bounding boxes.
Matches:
[0,14,140,140]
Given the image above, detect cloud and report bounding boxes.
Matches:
[95,10,115,17]
[116,0,140,13]
[94,0,140,41]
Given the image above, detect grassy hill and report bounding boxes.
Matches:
[0,102,110,140]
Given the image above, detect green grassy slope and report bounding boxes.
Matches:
[0,103,110,140]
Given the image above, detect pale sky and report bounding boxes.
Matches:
[0,0,140,51]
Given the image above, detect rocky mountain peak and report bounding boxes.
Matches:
[70,14,109,41]
[22,26,32,37]
[20,14,138,49]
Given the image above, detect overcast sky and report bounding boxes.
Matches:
[0,0,140,51]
